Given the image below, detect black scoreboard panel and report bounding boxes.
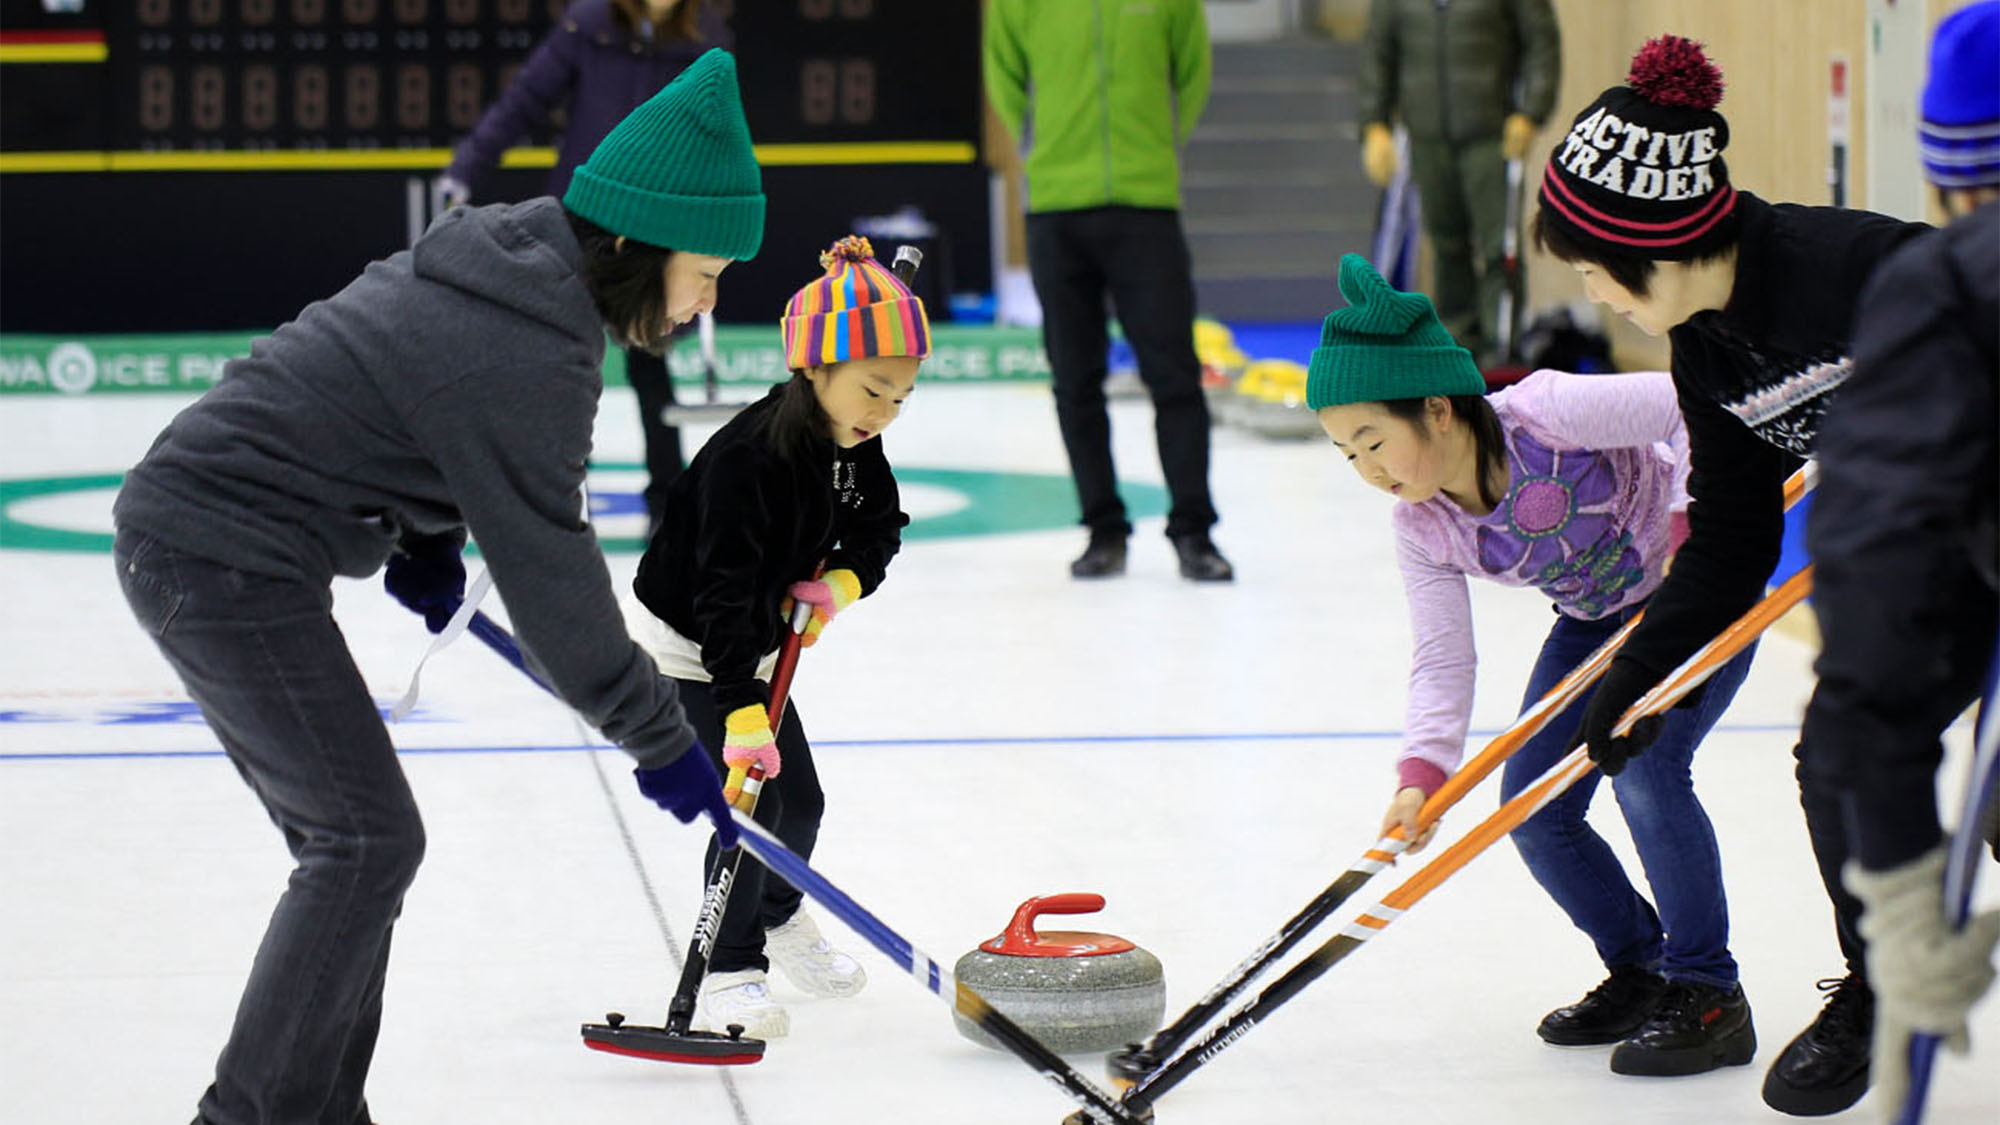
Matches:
[0,0,988,334]
[105,0,564,151]
[3,0,982,152]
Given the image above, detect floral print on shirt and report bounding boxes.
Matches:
[1475,431,1649,617]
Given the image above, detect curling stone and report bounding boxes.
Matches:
[952,893,1165,1055]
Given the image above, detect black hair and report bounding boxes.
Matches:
[758,370,834,465]
[1380,393,1508,511]
[565,209,676,353]
[1531,207,1737,300]
[611,0,706,42]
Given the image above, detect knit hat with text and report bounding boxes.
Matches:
[1537,35,1738,260]
[1921,0,2000,188]
[781,236,931,369]
[1306,254,1486,411]
[563,48,764,259]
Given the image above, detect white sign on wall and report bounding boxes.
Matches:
[1865,0,1930,220]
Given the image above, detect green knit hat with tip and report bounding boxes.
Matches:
[563,49,765,260]
[1305,253,1486,410]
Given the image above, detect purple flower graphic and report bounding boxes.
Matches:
[1475,432,1647,615]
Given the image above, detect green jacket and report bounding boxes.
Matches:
[1361,0,1561,143]
[984,0,1210,213]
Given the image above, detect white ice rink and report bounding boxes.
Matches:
[2,383,1995,1124]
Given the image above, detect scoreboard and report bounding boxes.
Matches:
[0,0,988,333]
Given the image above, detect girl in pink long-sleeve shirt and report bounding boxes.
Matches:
[1305,254,1759,1078]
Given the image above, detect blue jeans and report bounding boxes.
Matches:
[1500,605,1755,990]
[116,528,421,1125]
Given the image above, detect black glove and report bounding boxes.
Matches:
[384,536,466,634]
[1573,658,1668,777]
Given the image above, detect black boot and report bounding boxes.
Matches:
[1536,965,1669,1046]
[1069,532,1127,579]
[1170,533,1234,582]
[1609,980,1757,1076]
[1761,975,1873,1116]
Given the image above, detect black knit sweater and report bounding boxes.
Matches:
[1616,192,1928,679]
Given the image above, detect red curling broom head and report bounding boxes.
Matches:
[580,1017,766,1065]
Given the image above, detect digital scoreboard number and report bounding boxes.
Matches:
[0,0,981,157]
[109,0,562,151]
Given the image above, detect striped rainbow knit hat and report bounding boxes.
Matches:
[780,235,931,370]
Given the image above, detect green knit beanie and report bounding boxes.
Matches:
[563,49,765,259]
[1305,254,1485,410]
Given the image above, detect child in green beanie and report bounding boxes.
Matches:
[1310,252,1757,1078]
[110,49,763,1122]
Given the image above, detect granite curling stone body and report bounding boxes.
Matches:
[952,893,1165,1054]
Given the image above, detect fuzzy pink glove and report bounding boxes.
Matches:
[786,568,861,648]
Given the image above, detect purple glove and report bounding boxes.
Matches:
[634,749,739,849]
[384,538,465,633]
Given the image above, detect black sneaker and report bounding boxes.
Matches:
[1170,534,1234,582]
[1537,965,1669,1046]
[1761,975,1873,1116]
[1069,534,1127,579]
[1610,981,1756,1076]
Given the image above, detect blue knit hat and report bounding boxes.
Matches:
[563,49,765,259]
[1921,1,2000,188]
[1305,254,1486,410]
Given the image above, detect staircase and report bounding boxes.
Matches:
[1184,36,1375,322]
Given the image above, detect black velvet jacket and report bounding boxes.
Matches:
[633,386,908,713]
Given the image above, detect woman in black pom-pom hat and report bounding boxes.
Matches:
[1529,35,1936,1113]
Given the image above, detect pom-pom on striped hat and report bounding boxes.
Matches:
[1921,0,2000,188]
[780,235,931,370]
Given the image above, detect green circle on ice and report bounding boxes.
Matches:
[0,465,1165,553]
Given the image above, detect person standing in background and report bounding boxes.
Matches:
[441,0,728,533]
[1804,3,2000,1114]
[983,0,1234,583]
[1360,0,1561,366]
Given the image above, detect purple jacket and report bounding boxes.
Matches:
[448,0,731,197]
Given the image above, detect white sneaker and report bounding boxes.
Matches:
[700,969,789,1038]
[765,911,868,998]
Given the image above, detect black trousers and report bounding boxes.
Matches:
[1795,583,1995,980]
[671,677,822,975]
[1025,206,1218,540]
[625,346,683,531]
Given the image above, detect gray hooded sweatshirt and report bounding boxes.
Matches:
[114,197,696,768]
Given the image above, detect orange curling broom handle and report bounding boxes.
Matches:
[1388,566,1814,905]
[1112,465,1818,1086]
[1405,460,1816,833]
[1124,566,1817,1113]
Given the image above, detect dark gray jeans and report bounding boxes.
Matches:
[116,527,423,1125]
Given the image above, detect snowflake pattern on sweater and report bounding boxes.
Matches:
[1716,352,1853,456]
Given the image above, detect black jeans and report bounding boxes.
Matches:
[672,677,822,974]
[625,346,683,531]
[1025,206,1218,541]
[115,528,422,1125]
[1796,591,1994,979]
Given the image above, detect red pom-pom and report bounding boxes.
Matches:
[1627,35,1724,110]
